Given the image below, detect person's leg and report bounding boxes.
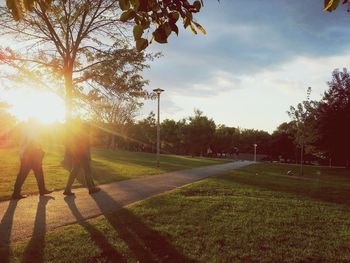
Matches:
[82,158,95,189]
[64,162,80,195]
[32,154,52,195]
[82,158,100,194]
[12,157,32,198]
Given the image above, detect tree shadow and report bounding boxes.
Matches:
[64,196,125,262]
[0,200,18,263]
[91,190,197,263]
[22,196,54,263]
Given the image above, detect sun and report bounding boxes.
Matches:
[4,89,65,124]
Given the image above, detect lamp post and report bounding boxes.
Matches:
[253,144,258,162]
[153,88,164,167]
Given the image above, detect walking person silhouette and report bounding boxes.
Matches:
[12,119,53,199]
[63,120,100,196]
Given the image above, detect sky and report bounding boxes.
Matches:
[1,0,350,132]
[139,0,350,133]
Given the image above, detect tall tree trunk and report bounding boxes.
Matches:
[109,134,116,150]
[65,68,73,123]
[112,134,117,150]
[62,64,74,170]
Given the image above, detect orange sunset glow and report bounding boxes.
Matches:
[4,89,65,124]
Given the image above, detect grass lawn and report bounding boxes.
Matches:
[0,147,226,201]
[6,163,350,262]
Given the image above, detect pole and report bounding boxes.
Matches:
[156,92,160,168]
[254,146,256,162]
[254,144,257,162]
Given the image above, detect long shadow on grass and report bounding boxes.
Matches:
[0,200,18,263]
[219,173,350,206]
[91,190,197,263]
[92,149,218,173]
[21,196,54,263]
[64,196,125,262]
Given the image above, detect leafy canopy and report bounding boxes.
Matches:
[6,0,211,51]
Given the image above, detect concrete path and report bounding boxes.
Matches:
[0,160,253,245]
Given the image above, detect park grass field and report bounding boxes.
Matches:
[0,147,226,201]
[8,163,350,262]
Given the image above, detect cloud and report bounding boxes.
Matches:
[188,71,241,97]
[145,0,350,99]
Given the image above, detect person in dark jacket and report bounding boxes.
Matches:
[12,120,53,200]
[63,120,100,196]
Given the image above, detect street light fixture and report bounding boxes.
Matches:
[253,144,258,162]
[153,88,164,167]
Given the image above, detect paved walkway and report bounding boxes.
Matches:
[0,161,253,245]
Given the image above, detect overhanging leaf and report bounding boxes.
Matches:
[324,0,340,11]
[136,38,148,51]
[119,0,130,11]
[153,26,168,43]
[120,10,135,22]
[193,22,206,35]
[133,24,143,40]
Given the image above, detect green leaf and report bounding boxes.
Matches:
[324,0,340,12]
[119,0,130,11]
[130,0,140,10]
[136,38,148,51]
[120,10,135,22]
[133,24,144,40]
[140,18,150,29]
[193,0,202,12]
[169,11,180,22]
[193,22,206,35]
[169,21,179,35]
[183,16,190,28]
[153,26,168,44]
[189,23,197,35]
[164,24,172,37]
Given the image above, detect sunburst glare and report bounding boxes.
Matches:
[4,89,65,123]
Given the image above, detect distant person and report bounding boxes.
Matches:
[63,120,100,196]
[233,147,239,160]
[12,119,53,200]
[207,147,213,157]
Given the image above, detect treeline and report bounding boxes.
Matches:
[1,68,349,167]
[95,68,350,167]
[96,109,271,157]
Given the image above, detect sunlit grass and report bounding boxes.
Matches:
[9,163,350,262]
[0,147,226,201]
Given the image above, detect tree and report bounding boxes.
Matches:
[0,1,153,121]
[270,122,297,162]
[238,129,271,155]
[6,0,210,51]
[129,111,157,152]
[0,0,155,164]
[160,119,184,154]
[185,109,216,156]
[288,87,319,173]
[212,125,236,155]
[316,68,350,167]
[0,101,16,147]
[90,95,142,149]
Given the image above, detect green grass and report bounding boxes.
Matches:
[6,163,350,262]
[0,147,226,201]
